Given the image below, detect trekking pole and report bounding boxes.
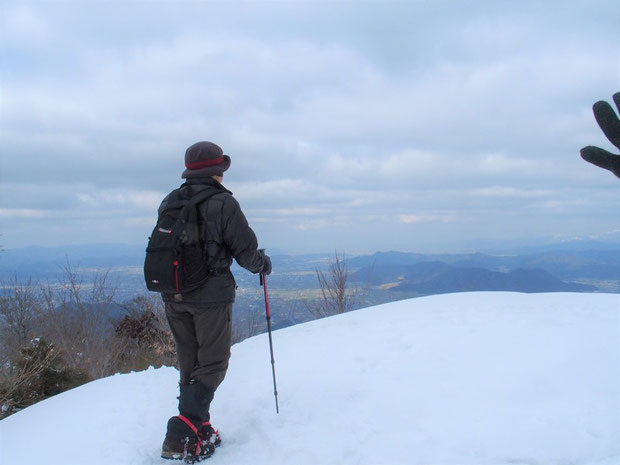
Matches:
[260,270,280,414]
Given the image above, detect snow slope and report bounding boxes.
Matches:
[1,292,619,465]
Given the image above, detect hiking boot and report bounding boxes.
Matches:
[161,416,215,462]
[199,422,221,447]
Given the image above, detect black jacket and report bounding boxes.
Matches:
[159,178,265,304]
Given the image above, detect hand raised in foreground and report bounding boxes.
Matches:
[580,92,620,178]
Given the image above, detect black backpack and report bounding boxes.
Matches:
[144,187,220,295]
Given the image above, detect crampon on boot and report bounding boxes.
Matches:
[161,415,215,463]
[199,421,221,448]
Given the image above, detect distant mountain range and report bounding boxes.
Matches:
[351,262,594,294]
[349,250,620,279]
[348,250,619,295]
[0,244,618,297]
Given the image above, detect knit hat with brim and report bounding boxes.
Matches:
[182,141,231,179]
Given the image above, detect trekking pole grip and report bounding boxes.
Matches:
[259,248,266,286]
[262,272,271,320]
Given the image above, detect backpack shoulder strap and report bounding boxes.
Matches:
[159,186,221,215]
[187,187,223,207]
[181,188,223,244]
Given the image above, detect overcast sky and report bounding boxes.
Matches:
[1,0,619,254]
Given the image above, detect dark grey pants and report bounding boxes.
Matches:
[165,301,233,391]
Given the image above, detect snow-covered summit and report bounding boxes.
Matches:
[1,292,619,465]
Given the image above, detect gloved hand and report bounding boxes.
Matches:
[261,255,272,275]
[258,249,272,275]
[580,92,620,178]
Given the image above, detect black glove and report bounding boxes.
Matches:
[261,255,272,275]
[580,92,620,178]
[258,249,272,275]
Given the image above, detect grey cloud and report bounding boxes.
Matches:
[2,0,619,250]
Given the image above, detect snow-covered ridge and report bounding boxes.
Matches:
[1,292,619,465]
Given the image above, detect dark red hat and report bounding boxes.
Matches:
[182,141,231,179]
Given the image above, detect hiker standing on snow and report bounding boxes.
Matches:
[156,141,272,461]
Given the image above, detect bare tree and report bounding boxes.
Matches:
[0,337,89,418]
[0,338,58,417]
[310,251,357,318]
[115,295,176,372]
[0,274,98,418]
[0,277,41,356]
[0,266,181,418]
[38,261,121,379]
[0,277,49,418]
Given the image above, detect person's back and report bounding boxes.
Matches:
[157,141,271,462]
[159,176,263,305]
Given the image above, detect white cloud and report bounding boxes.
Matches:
[0,208,47,219]
[1,0,619,250]
[398,214,455,225]
[475,154,537,175]
[76,190,164,210]
[469,187,552,198]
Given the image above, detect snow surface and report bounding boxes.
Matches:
[1,292,619,465]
